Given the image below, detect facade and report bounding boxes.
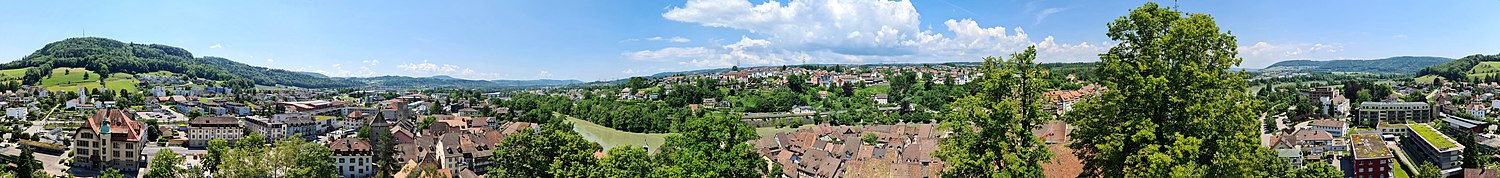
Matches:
[1403,124,1465,177]
[71,109,147,171]
[331,138,374,178]
[1350,134,1393,178]
[243,117,287,142]
[1356,102,1435,127]
[1306,119,1348,137]
[5,107,25,120]
[1275,148,1303,167]
[187,116,242,147]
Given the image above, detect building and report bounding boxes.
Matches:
[1356,102,1435,127]
[1442,115,1493,138]
[243,117,287,142]
[331,138,374,178]
[1403,124,1465,177]
[187,116,242,147]
[71,109,147,171]
[1306,119,1348,137]
[1275,148,1304,167]
[5,107,25,120]
[1350,134,1393,178]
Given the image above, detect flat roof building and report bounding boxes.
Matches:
[1403,124,1465,177]
[1350,134,1393,178]
[1356,102,1435,127]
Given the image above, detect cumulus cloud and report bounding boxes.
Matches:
[209,44,223,49]
[1237,41,1346,67]
[632,0,1111,68]
[538,70,553,78]
[394,60,505,79]
[266,58,275,63]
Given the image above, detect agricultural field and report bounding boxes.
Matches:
[38,68,140,92]
[1466,61,1500,80]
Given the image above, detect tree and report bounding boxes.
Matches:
[599,147,654,178]
[275,136,339,178]
[935,46,1052,177]
[100,168,125,178]
[1417,162,1442,178]
[655,112,764,177]
[1068,2,1266,177]
[786,75,808,93]
[205,138,230,172]
[237,132,266,150]
[144,119,162,141]
[16,147,40,178]
[147,148,186,178]
[862,133,878,145]
[487,121,602,178]
[1290,162,1343,178]
[373,125,400,178]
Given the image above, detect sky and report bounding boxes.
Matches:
[0,1,1497,81]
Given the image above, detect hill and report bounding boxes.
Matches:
[1260,56,1453,74]
[1417,54,1500,82]
[0,37,362,88]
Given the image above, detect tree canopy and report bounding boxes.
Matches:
[936,46,1053,177]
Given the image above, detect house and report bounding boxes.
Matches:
[1293,129,1335,154]
[1305,119,1348,137]
[6,107,26,120]
[71,109,147,171]
[331,138,374,178]
[1275,148,1303,167]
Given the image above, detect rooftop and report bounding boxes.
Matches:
[1351,134,1393,159]
[1359,101,1429,109]
[1409,124,1463,151]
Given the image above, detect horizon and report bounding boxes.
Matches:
[2,1,1497,81]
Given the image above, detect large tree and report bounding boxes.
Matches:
[1417,162,1442,178]
[1290,162,1343,178]
[935,46,1053,177]
[487,121,602,178]
[598,146,655,178]
[655,112,765,177]
[1067,2,1267,177]
[204,138,230,172]
[147,149,186,178]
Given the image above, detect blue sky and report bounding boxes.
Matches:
[0,1,1497,81]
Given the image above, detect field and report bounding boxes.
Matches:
[1466,61,1500,80]
[1414,75,1443,83]
[0,68,26,81]
[38,68,139,92]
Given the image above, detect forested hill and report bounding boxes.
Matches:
[1259,56,1453,73]
[1,37,363,88]
[1417,54,1500,81]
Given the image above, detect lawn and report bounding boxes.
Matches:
[1410,124,1459,150]
[1393,157,1412,178]
[1467,62,1500,80]
[0,68,26,81]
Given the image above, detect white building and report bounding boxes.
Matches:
[331,138,373,178]
[6,107,26,120]
[187,116,242,147]
[1306,119,1349,137]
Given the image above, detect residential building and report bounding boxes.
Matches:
[1403,124,1465,177]
[1443,115,1493,138]
[1356,102,1435,127]
[1350,134,1393,178]
[1275,148,1304,167]
[6,107,25,120]
[243,117,287,142]
[332,138,374,178]
[187,116,241,147]
[1306,119,1349,137]
[71,109,147,171]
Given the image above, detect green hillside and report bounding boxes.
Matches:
[1418,54,1500,82]
[1261,56,1453,74]
[1,37,362,88]
[6,67,140,92]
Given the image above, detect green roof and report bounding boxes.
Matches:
[1351,134,1393,159]
[1409,124,1459,150]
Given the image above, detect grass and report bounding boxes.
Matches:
[25,67,141,92]
[1467,61,1500,80]
[1415,75,1442,83]
[1393,158,1411,178]
[0,68,26,81]
[1410,124,1459,150]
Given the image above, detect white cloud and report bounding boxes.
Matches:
[266,58,275,63]
[1035,8,1067,25]
[622,69,637,75]
[633,0,1111,68]
[1237,41,1346,67]
[1392,34,1408,38]
[209,44,223,49]
[538,70,553,78]
[361,59,381,66]
[394,60,505,79]
[624,36,693,43]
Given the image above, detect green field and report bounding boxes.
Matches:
[38,68,139,92]
[0,68,26,81]
[1466,62,1500,80]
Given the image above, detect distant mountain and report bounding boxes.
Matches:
[343,75,582,88]
[1,37,363,88]
[1260,56,1453,74]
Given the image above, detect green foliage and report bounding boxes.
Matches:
[598,147,655,178]
[655,112,765,177]
[15,147,40,178]
[147,148,186,178]
[215,134,338,178]
[205,138,230,172]
[487,121,602,178]
[570,98,693,133]
[862,133,878,145]
[936,46,1052,177]
[236,132,266,150]
[1068,2,1268,177]
[1263,56,1453,74]
[1416,162,1442,178]
[1290,162,1343,178]
[100,168,125,178]
[418,116,437,131]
